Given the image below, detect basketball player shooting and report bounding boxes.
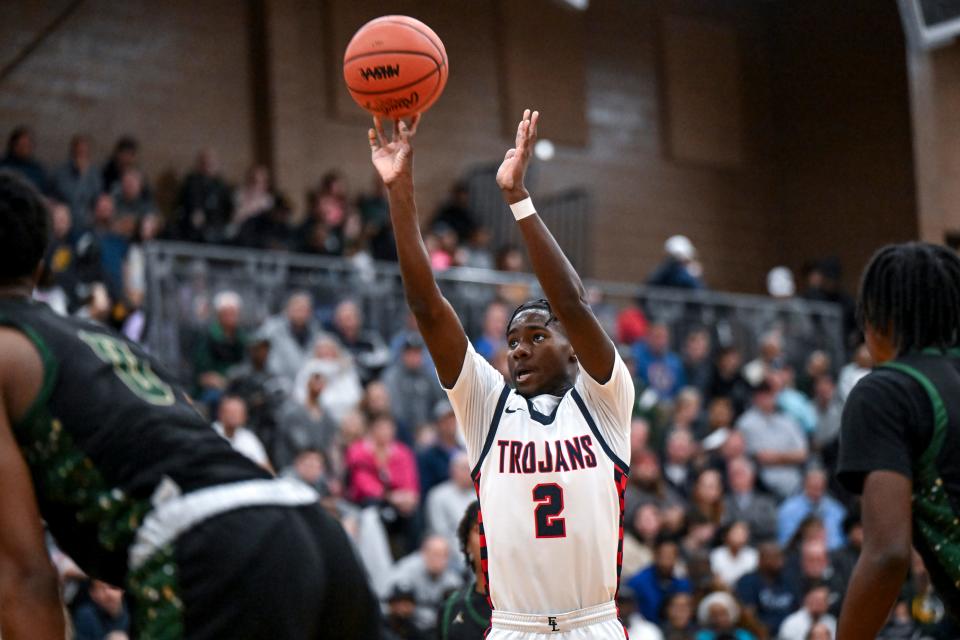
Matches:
[369,110,634,639]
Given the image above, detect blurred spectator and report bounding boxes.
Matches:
[281,448,334,497]
[666,388,703,445]
[294,335,364,422]
[709,347,752,417]
[811,375,842,456]
[235,193,293,250]
[629,536,693,623]
[648,235,704,290]
[736,381,808,500]
[797,350,831,398]
[723,457,778,543]
[634,322,686,402]
[493,244,530,305]
[51,134,102,230]
[777,468,846,552]
[261,292,323,386]
[694,591,756,640]
[789,540,844,615]
[631,417,652,461]
[231,164,275,237]
[877,598,918,640]
[174,148,233,243]
[101,136,145,194]
[427,224,458,271]
[660,591,698,640]
[383,585,427,640]
[462,226,494,270]
[617,304,650,345]
[388,535,462,632]
[474,300,508,362]
[800,258,857,350]
[382,333,445,442]
[736,542,798,637]
[363,380,394,420]
[112,168,155,219]
[663,430,697,497]
[431,181,477,244]
[212,395,271,469]
[275,361,339,469]
[627,449,686,522]
[837,343,872,402]
[331,299,391,384]
[73,580,130,640]
[710,521,758,588]
[775,368,817,435]
[123,213,163,312]
[40,201,80,314]
[689,469,725,528]
[743,331,785,387]
[778,583,837,640]
[624,502,662,578]
[226,331,286,446]
[193,290,247,407]
[618,584,665,640]
[299,171,357,256]
[701,397,735,450]
[425,452,475,568]
[96,211,138,307]
[357,173,396,262]
[1,126,48,191]
[683,328,713,396]
[830,513,861,589]
[418,401,464,496]
[436,501,491,640]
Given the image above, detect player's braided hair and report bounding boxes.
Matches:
[0,170,49,281]
[857,242,960,353]
[506,298,558,336]
[457,500,481,569]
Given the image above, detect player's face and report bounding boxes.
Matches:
[506,310,576,397]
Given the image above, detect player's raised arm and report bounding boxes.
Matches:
[497,110,616,383]
[368,116,468,388]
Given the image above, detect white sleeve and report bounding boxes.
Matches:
[574,350,634,466]
[443,343,507,469]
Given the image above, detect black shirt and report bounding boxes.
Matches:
[437,582,491,640]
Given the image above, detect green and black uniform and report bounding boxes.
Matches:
[437,581,491,640]
[838,350,960,620]
[0,298,380,640]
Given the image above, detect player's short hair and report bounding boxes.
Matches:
[457,500,481,569]
[858,242,960,352]
[506,298,559,336]
[0,170,49,281]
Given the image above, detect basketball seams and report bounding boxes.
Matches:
[365,17,447,64]
[346,64,441,96]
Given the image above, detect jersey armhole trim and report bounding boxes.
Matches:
[0,316,59,430]
[571,389,629,474]
[880,362,947,476]
[471,385,510,480]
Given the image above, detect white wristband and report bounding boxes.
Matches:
[510,197,537,221]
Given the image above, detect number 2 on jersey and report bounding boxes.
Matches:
[532,483,566,538]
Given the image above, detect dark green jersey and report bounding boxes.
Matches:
[839,350,960,620]
[0,298,268,586]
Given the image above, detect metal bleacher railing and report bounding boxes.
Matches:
[144,241,846,386]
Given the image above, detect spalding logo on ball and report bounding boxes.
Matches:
[343,15,448,119]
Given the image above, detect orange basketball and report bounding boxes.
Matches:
[343,15,448,119]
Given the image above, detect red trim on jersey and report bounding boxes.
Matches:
[614,468,630,639]
[474,474,495,638]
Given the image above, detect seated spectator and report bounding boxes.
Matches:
[388,535,463,633]
[723,456,779,543]
[708,347,752,417]
[212,395,271,470]
[123,212,164,313]
[51,134,102,231]
[231,164,275,237]
[701,397,735,451]
[40,201,80,314]
[811,375,842,457]
[624,502,662,578]
[111,168,155,219]
[332,298,391,384]
[281,447,335,497]
[226,330,286,446]
[743,331,786,388]
[797,350,831,398]
[357,173,397,262]
[877,598,918,640]
[461,225,493,270]
[665,387,703,446]
[787,539,845,616]
[631,417,652,461]
[474,300,508,362]
[633,322,686,403]
[778,468,847,552]
[363,380,394,420]
[683,327,713,396]
[73,580,130,640]
[837,342,872,402]
[776,368,817,435]
[174,148,233,243]
[617,304,649,345]
[295,334,364,423]
[736,380,808,499]
[694,591,756,640]
[436,502,492,640]
[689,468,725,528]
[418,401,464,495]
[383,333,445,442]
[710,521,758,588]
[617,584,665,640]
[1,125,47,191]
[659,591,698,640]
[629,536,693,624]
[493,244,530,305]
[663,430,697,497]
[96,211,138,311]
[626,448,685,519]
[193,290,247,408]
[275,361,339,469]
[647,235,704,290]
[261,292,323,386]
[235,194,293,250]
[425,452,475,567]
[736,542,798,638]
[830,512,861,589]
[383,585,428,640]
[101,135,145,194]
[778,583,837,640]
[432,180,477,244]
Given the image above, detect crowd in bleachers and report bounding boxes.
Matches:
[5,125,958,640]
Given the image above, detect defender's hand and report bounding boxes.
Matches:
[369,114,421,187]
[496,109,539,204]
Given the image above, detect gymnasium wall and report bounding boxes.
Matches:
[0,0,919,292]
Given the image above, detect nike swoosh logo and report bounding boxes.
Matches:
[505,407,525,414]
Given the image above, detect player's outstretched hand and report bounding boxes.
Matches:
[369,114,421,187]
[496,108,539,204]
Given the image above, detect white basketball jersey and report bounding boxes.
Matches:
[445,345,633,616]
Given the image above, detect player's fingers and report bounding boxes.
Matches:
[529,110,540,141]
[408,113,422,136]
[373,117,388,146]
[368,128,380,151]
[392,119,401,143]
[503,148,516,161]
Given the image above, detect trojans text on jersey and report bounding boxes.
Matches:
[495,436,598,474]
